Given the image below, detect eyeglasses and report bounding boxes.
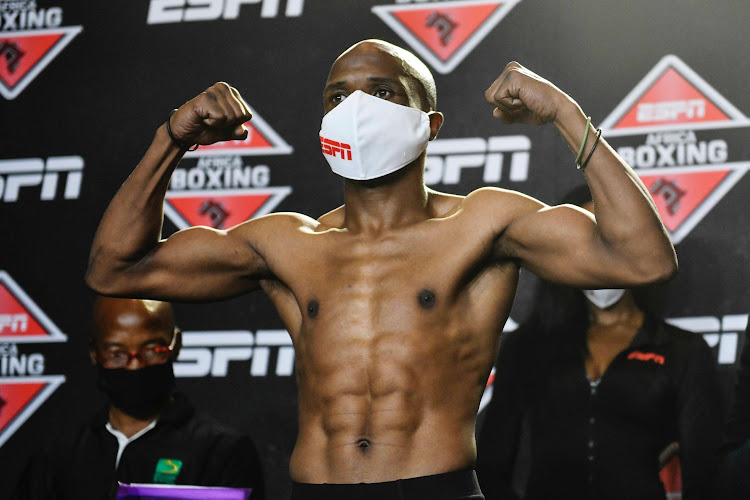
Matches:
[94,330,177,369]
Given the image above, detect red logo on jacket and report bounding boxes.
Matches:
[628,351,665,365]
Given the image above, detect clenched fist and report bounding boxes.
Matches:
[169,82,253,146]
[485,62,574,126]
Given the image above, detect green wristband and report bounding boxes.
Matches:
[575,116,591,167]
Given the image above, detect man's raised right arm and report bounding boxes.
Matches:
[85,83,270,302]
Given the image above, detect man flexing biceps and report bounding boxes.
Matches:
[86,40,676,499]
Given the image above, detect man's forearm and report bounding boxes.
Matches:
[86,125,184,292]
[553,98,677,281]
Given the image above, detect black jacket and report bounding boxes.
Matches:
[476,314,722,500]
[14,393,265,500]
[716,315,750,498]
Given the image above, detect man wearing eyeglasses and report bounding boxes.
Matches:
[14,297,266,500]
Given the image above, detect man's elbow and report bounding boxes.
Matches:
[652,254,679,283]
[84,264,114,296]
[632,251,679,286]
[84,255,132,297]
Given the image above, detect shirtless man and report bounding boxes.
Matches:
[86,40,677,499]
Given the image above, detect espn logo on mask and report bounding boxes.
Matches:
[320,136,352,161]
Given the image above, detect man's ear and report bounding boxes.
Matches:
[427,111,444,141]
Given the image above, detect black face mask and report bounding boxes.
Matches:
[97,362,175,419]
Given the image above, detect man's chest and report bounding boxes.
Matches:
[279,222,496,296]
[262,218,516,336]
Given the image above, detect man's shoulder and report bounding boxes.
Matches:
[461,187,546,215]
[182,411,239,436]
[651,318,715,365]
[230,211,320,238]
[25,409,109,461]
[317,205,344,228]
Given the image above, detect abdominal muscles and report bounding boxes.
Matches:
[290,316,488,484]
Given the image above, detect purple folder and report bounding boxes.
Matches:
[115,483,252,500]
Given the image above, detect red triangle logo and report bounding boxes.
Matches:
[614,68,729,130]
[0,33,62,88]
[640,170,729,232]
[0,286,48,338]
[164,187,292,230]
[0,27,82,100]
[392,3,500,62]
[372,0,522,74]
[0,376,65,448]
[636,164,750,243]
[167,193,270,229]
[185,106,293,158]
[601,55,750,136]
[0,272,67,343]
[0,381,46,432]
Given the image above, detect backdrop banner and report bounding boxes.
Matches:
[1,1,748,498]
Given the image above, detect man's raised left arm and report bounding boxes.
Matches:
[483,62,677,288]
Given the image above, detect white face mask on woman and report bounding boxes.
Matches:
[582,289,626,309]
[319,90,431,181]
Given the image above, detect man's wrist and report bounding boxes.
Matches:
[166,109,198,151]
[552,96,585,131]
[155,124,188,155]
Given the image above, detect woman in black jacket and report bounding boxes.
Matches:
[476,185,723,500]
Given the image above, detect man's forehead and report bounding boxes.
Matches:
[325,40,436,111]
[93,297,173,342]
[327,45,408,83]
[98,327,170,346]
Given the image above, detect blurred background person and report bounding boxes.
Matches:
[716,315,750,498]
[476,185,723,500]
[14,296,265,500]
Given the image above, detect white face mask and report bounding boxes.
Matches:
[319,90,431,180]
[583,289,626,309]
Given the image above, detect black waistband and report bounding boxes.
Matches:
[290,468,484,500]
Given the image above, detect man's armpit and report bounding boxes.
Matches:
[491,227,521,262]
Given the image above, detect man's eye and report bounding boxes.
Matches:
[141,349,159,360]
[374,89,391,99]
[104,350,127,361]
[331,94,346,104]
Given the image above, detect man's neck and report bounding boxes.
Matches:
[342,159,430,234]
[109,405,161,438]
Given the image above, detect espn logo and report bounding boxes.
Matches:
[320,136,352,161]
[425,136,530,185]
[627,351,665,365]
[175,330,294,378]
[0,314,28,334]
[637,99,705,123]
[147,0,304,24]
[0,156,83,203]
[666,314,748,365]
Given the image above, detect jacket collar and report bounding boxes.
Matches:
[628,313,670,349]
